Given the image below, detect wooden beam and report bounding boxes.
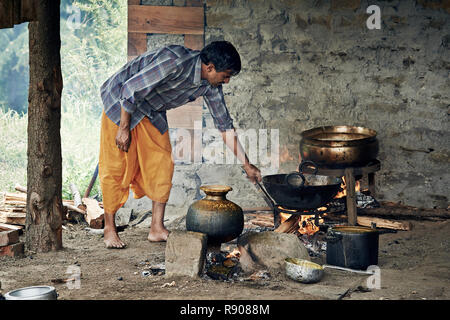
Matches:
[0,229,20,246]
[128,32,147,57]
[20,0,37,22]
[166,101,202,129]
[358,203,450,220]
[0,212,26,225]
[0,0,37,29]
[184,34,203,50]
[186,0,203,7]
[128,5,204,35]
[357,216,412,231]
[345,168,357,226]
[0,0,14,29]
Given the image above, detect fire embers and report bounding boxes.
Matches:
[203,249,241,281]
[279,211,325,236]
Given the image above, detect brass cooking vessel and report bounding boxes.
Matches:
[186,185,244,245]
[299,126,379,168]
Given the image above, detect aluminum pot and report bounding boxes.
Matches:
[285,258,324,284]
[4,285,58,300]
[300,126,379,168]
[325,226,379,270]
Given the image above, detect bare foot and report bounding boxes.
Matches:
[104,226,126,249]
[147,228,169,242]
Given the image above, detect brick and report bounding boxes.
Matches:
[0,229,20,246]
[0,242,25,257]
[165,230,207,278]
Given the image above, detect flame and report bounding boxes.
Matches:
[280,146,294,163]
[278,209,323,236]
[226,248,241,259]
[298,215,324,236]
[280,212,292,223]
[334,176,361,199]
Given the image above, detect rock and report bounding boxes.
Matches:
[165,230,208,278]
[237,231,310,273]
[115,208,133,227]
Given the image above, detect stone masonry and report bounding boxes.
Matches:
[126,0,449,215]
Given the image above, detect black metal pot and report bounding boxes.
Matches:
[325,226,379,270]
[261,161,343,210]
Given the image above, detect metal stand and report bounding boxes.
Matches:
[301,160,381,226]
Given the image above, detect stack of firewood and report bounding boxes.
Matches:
[0,184,105,230]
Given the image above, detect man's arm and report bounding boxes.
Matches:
[115,107,131,152]
[221,129,262,184]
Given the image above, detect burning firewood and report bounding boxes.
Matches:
[274,215,301,233]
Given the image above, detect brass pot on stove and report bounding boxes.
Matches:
[299,125,379,168]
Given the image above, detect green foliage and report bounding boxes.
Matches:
[0,0,127,200]
[0,23,29,114]
[0,109,27,191]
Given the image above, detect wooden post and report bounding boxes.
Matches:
[26,0,63,252]
[368,172,376,197]
[345,168,357,226]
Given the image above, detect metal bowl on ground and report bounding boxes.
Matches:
[4,285,58,300]
[285,258,324,284]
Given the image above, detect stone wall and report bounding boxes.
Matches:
[125,0,449,215]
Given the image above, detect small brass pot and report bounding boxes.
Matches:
[186,185,244,245]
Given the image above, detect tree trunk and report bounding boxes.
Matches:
[26,0,63,252]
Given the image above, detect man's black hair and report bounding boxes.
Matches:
[200,41,241,76]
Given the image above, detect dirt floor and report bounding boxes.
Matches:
[0,213,449,301]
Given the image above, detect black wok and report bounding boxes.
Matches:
[252,161,342,211]
[262,173,342,210]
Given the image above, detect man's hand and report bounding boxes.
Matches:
[115,127,131,152]
[242,163,262,184]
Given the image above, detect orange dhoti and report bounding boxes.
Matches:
[99,112,174,214]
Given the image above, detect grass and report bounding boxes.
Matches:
[0,0,126,201]
[0,107,102,200]
[0,109,27,192]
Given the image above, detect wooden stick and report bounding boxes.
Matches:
[64,204,86,214]
[243,206,272,213]
[70,184,83,208]
[358,204,450,220]
[0,223,24,230]
[82,198,104,229]
[0,212,26,225]
[249,219,274,228]
[15,184,27,193]
[345,167,357,226]
[357,216,412,231]
[274,214,300,233]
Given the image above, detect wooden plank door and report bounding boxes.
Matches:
[127,0,204,130]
